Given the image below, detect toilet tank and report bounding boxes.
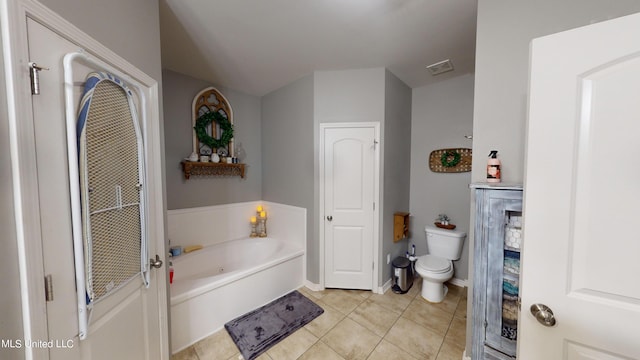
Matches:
[425,225,467,260]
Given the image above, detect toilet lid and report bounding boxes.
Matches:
[416,255,452,274]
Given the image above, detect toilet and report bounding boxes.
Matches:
[415,225,466,303]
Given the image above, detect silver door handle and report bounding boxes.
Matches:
[150,254,163,269]
[530,303,556,327]
[327,215,333,221]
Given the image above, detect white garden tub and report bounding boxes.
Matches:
[170,237,305,353]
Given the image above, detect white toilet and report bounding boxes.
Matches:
[415,225,466,303]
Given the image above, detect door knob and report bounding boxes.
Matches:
[327,215,333,221]
[150,254,163,269]
[530,303,556,327]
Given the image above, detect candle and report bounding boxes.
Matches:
[250,216,257,224]
[260,211,266,218]
[256,205,263,212]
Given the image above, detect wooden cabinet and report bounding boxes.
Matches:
[471,185,523,360]
[393,212,409,242]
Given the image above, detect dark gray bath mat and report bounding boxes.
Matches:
[224,290,324,360]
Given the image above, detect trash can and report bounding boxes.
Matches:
[391,256,413,294]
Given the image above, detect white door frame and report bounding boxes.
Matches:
[0,0,168,358]
[319,122,381,293]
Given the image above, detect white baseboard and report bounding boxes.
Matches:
[462,349,471,360]
[303,280,324,292]
[377,278,392,294]
[448,277,468,288]
[303,279,392,295]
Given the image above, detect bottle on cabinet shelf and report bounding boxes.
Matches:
[487,150,501,183]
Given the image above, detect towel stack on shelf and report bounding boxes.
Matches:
[502,276,519,340]
[503,250,520,275]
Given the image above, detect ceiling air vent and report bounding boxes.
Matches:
[426,59,454,76]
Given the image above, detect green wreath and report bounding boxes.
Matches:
[194,111,234,150]
[441,150,461,167]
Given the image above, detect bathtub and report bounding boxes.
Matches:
[170,237,305,353]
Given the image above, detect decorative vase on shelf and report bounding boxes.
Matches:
[211,153,220,163]
[188,152,198,162]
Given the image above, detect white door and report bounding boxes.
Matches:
[322,124,377,290]
[521,12,640,359]
[27,18,167,360]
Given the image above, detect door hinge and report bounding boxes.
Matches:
[29,62,49,95]
[484,320,488,329]
[44,274,54,302]
[373,202,375,211]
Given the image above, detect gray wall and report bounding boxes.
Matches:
[2,1,164,358]
[409,74,474,282]
[314,68,386,286]
[313,68,412,287]
[471,0,640,183]
[381,70,412,284]
[40,0,163,82]
[0,27,24,360]
[261,75,315,279]
[467,1,640,355]
[163,69,262,209]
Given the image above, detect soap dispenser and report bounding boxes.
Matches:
[487,150,501,183]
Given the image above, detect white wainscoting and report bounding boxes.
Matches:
[167,201,306,254]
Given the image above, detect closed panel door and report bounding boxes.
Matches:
[323,126,376,290]
[521,12,640,359]
[27,18,166,360]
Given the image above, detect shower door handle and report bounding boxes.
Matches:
[150,254,163,269]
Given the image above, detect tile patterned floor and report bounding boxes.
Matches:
[172,279,467,360]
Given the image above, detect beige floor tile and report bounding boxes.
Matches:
[454,294,467,320]
[444,316,466,349]
[321,318,381,360]
[300,286,329,300]
[194,330,238,360]
[321,289,367,315]
[304,299,346,338]
[367,339,419,360]
[180,285,467,360]
[355,289,374,299]
[172,346,199,360]
[368,289,413,314]
[445,284,465,298]
[405,277,422,298]
[384,317,443,360]
[424,285,462,314]
[402,297,454,336]
[348,299,401,337]
[436,340,465,360]
[266,327,318,360]
[298,341,346,360]
[226,351,273,360]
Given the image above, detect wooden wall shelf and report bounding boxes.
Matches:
[181,161,245,179]
[393,211,410,242]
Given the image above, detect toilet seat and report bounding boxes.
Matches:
[416,255,451,274]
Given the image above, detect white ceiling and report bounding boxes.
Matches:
[160,0,477,96]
